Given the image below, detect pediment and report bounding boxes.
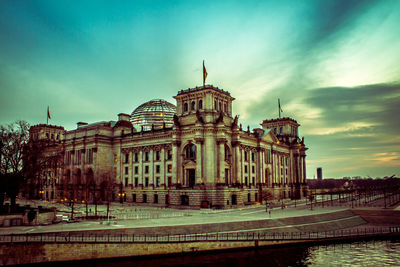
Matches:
[261,129,279,143]
[183,160,196,169]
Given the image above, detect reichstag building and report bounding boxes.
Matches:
[28,85,308,208]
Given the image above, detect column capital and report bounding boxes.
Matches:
[217,138,227,145]
[231,140,241,147]
[194,137,204,144]
[172,140,181,147]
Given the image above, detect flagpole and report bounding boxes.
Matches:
[278,99,281,118]
[203,60,205,87]
[47,106,49,124]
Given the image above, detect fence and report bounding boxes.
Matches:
[1,227,399,244]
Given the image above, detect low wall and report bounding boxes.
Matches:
[2,233,399,266]
[0,239,334,265]
[0,211,55,227]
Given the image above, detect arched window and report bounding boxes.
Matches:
[183,103,188,112]
[75,169,82,185]
[191,101,196,110]
[64,169,71,184]
[184,144,196,160]
[86,168,94,185]
[199,100,203,109]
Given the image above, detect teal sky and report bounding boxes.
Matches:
[1,0,399,178]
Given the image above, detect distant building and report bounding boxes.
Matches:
[317,167,323,180]
[27,84,308,208]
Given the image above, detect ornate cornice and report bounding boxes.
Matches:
[121,143,172,154]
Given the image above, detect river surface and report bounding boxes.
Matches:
[49,239,400,267]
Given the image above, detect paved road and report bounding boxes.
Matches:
[1,196,398,236]
[0,203,346,235]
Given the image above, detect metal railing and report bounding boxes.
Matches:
[1,227,398,244]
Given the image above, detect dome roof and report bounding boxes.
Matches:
[131,99,176,131]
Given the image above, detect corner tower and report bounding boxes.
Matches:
[174,85,235,121]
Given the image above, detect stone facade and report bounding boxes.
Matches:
[28,85,308,209]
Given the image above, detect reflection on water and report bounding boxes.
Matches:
[305,240,400,266]
[49,240,400,267]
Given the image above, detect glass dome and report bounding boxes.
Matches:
[131,99,176,131]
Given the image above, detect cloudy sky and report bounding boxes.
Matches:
[1,0,399,178]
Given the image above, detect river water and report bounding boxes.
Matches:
[52,239,400,267]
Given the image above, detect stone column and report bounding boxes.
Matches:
[302,156,306,183]
[172,142,179,185]
[161,147,165,186]
[233,143,241,184]
[195,139,203,184]
[259,149,264,184]
[139,150,143,185]
[217,139,225,184]
[204,130,216,185]
[149,150,154,186]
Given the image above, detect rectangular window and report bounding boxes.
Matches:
[154,194,158,204]
[86,148,93,164]
[143,194,147,203]
[244,165,248,173]
[145,166,149,174]
[167,150,172,160]
[244,151,248,161]
[134,153,138,162]
[155,151,160,161]
[125,167,129,175]
[124,153,129,164]
[156,165,160,173]
[135,178,138,187]
[252,166,255,173]
[132,194,136,202]
[251,153,255,162]
[145,177,149,187]
[168,164,172,173]
[134,166,139,174]
[156,177,160,187]
[125,177,128,186]
[167,176,172,187]
[144,152,149,161]
[266,149,271,163]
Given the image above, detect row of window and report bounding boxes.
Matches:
[124,150,172,164]
[214,99,228,113]
[125,176,173,187]
[65,148,94,165]
[129,193,257,206]
[124,164,173,175]
[183,99,203,112]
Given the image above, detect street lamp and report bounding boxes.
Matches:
[118,192,126,203]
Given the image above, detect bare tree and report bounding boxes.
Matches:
[0,121,30,209]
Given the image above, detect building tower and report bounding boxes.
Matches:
[317,167,323,180]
